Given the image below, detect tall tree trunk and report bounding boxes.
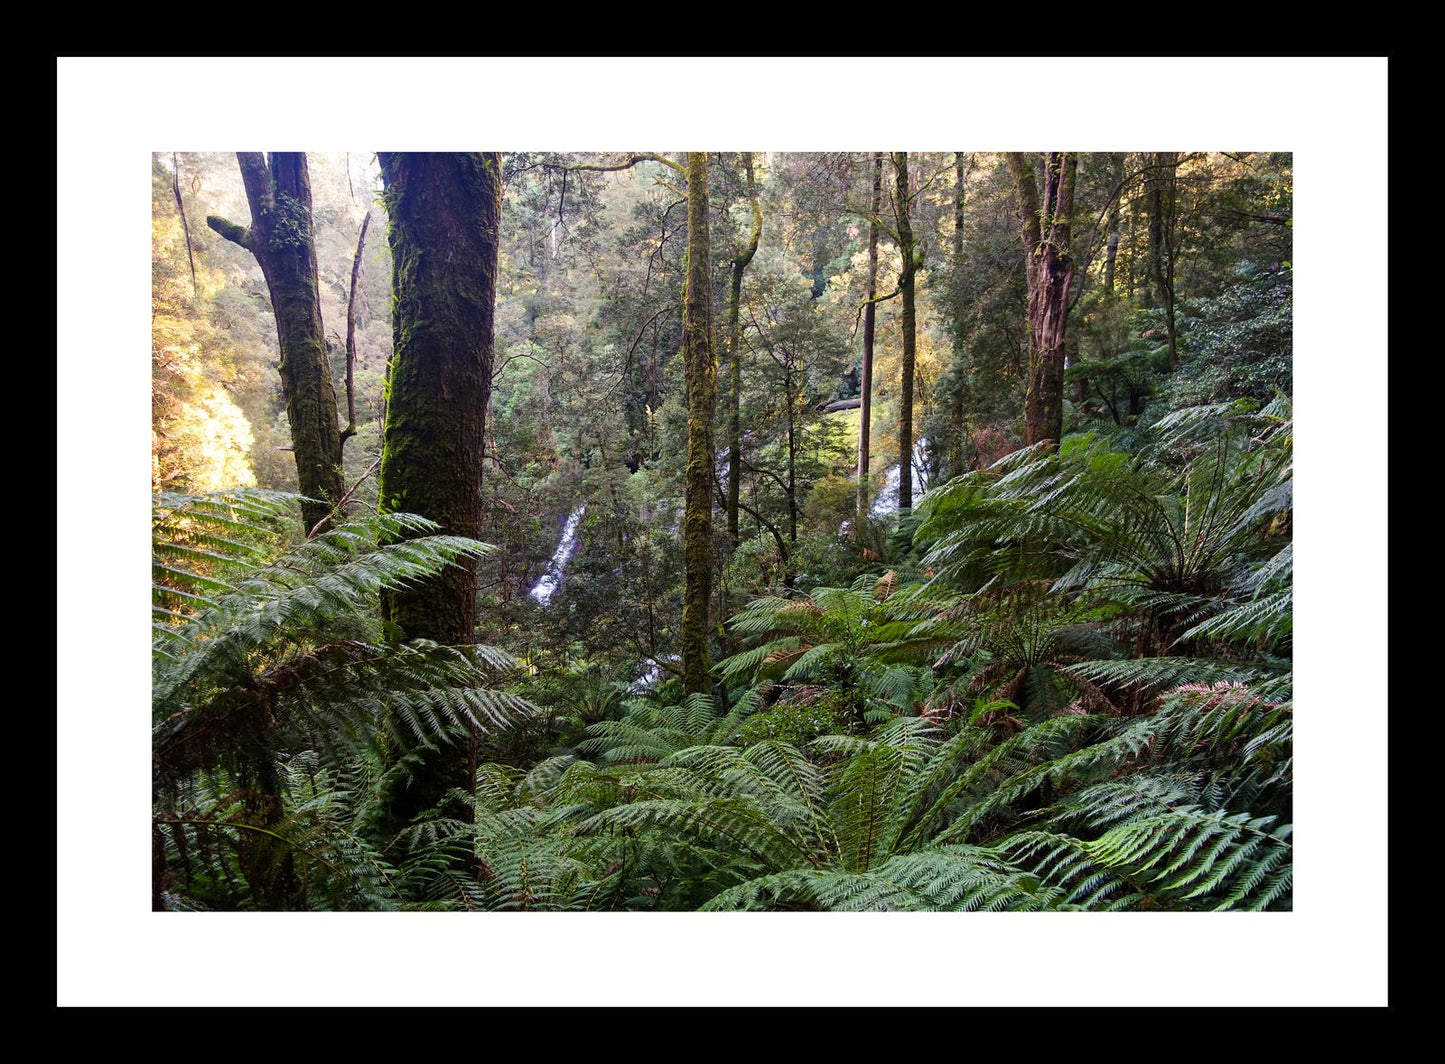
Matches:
[375,151,502,830]
[856,153,882,526]
[1126,187,1139,301]
[1103,153,1124,296]
[681,152,716,697]
[726,153,762,545]
[171,153,197,298]
[786,374,798,544]
[340,210,371,449]
[1007,151,1077,450]
[892,151,920,511]
[948,151,968,479]
[1148,151,1179,369]
[207,152,345,533]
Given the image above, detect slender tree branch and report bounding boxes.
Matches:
[627,636,686,679]
[714,476,790,564]
[911,157,957,205]
[842,204,901,244]
[171,153,198,297]
[340,210,371,448]
[850,284,902,339]
[554,167,568,243]
[307,456,381,538]
[1220,208,1291,226]
[641,201,686,296]
[740,456,791,497]
[492,349,555,380]
[626,305,677,365]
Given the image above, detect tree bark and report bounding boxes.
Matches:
[171,153,197,298]
[1103,153,1124,296]
[786,372,797,545]
[341,210,371,448]
[857,153,882,526]
[726,153,762,545]
[375,151,502,830]
[948,151,968,480]
[1148,151,1179,370]
[892,152,920,511]
[206,152,345,533]
[1007,151,1077,451]
[680,152,716,697]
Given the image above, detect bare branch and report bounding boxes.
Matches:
[850,284,902,340]
[842,204,900,244]
[740,456,791,497]
[306,456,381,538]
[171,153,198,297]
[492,349,555,381]
[340,210,371,449]
[626,305,677,366]
[715,476,790,566]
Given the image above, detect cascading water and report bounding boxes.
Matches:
[869,438,929,516]
[628,657,675,692]
[528,506,585,605]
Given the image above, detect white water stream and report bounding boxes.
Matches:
[869,438,930,516]
[528,506,586,605]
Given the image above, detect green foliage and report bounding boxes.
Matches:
[716,574,950,728]
[466,676,1289,911]
[577,692,753,763]
[144,152,1295,919]
[917,400,1293,709]
[736,696,852,746]
[1162,266,1292,409]
[152,489,536,910]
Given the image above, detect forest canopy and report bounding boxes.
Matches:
[61,57,1387,1008]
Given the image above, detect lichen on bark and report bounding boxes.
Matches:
[726,152,762,546]
[374,151,503,833]
[680,151,716,696]
[205,152,344,533]
[893,152,919,512]
[1007,151,1077,450]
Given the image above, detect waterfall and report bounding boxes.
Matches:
[870,463,901,516]
[869,438,929,516]
[528,506,586,605]
[628,655,677,692]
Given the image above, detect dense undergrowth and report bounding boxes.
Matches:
[152,399,1291,911]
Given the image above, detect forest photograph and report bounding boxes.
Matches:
[59,57,1387,1007]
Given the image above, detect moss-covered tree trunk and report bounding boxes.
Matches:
[1148,150,1179,370]
[375,151,502,830]
[207,152,344,533]
[726,153,762,546]
[681,151,716,696]
[892,152,920,512]
[947,151,969,480]
[857,153,882,526]
[1007,151,1077,450]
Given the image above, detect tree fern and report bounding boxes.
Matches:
[152,489,536,910]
